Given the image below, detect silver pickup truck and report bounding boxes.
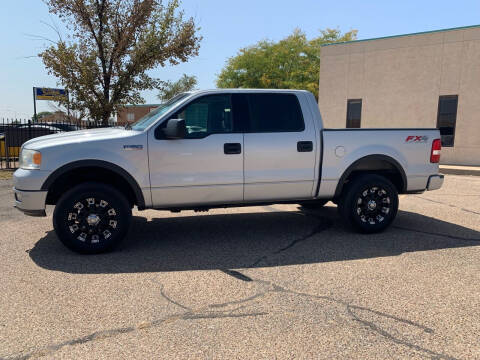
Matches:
[13,89,444,253]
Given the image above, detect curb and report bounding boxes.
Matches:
[440,166,480,176]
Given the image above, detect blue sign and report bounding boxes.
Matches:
[35,87,68,101]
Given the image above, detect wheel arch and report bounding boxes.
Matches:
[41,160,146,209]
[334,154,407,198]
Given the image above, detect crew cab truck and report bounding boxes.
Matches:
[13,89,444,254]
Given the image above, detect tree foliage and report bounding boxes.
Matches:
[157,74,197,101]
[32,111,53,121]
[40,0,201,124]
[216,28,357,99]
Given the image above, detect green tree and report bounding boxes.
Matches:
[157,74,197,101]
[40,0,201,125]
[32,111,53,121]
[216,28,357,99]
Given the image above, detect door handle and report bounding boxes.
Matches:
[297,141,313,152]
[224,143,242,154]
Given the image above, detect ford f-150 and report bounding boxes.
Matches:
[13,89,444,253]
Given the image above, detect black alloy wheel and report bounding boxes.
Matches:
[53,182,131,254]
[339,174,399,233]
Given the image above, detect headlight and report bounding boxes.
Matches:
[19,149,42,170]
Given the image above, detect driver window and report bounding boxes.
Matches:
[176,95,233,138]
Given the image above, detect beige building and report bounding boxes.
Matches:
[319,25,480,165]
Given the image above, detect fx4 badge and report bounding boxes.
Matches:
[405,135,428,143]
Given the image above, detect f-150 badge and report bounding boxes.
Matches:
[405,136,428,143]
[123,145,143,150]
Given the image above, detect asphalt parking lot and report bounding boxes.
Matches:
[0,175,479,359]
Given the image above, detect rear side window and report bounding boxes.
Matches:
[247,93,304,133]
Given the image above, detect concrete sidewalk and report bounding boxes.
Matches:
[440,165,480,176]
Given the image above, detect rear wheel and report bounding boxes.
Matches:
[53,182,132,254]
[338,174,398,233]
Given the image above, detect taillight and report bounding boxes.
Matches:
[430,139,441,163]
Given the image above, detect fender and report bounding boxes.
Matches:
[333,154,407,198]
[41,159,146,209]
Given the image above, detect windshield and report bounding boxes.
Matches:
[130,93,190,131]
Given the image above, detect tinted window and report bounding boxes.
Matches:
[176,95,233,138]
[247,94,304,133]
[437,95,458,147]
[346,99,362,128]
[131,93,189,131]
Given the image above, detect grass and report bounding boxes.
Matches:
[0,170,14,180]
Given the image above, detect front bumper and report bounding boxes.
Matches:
[14,188,47,217]
[426,174,444,191]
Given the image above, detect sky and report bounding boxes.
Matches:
[0,0,479,119]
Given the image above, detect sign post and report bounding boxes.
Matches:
[32,87,37,122]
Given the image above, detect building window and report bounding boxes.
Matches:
[127,113,135,122]
[437,95,458,147]
[346,99,362,128]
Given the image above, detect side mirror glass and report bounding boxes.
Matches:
[162,118,186,139]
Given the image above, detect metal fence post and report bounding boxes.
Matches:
[5,118,10,169]
[28,119,32,140]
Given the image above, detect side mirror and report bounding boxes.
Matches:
[162,118,186,139]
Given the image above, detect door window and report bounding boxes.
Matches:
[175,95,233,138]
[246,93,304,133]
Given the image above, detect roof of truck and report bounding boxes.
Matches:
[187,89,311,95]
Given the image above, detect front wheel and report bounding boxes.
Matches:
[53,182,132,254]
[338,174,398,233]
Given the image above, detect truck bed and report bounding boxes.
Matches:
[318,128,441,198]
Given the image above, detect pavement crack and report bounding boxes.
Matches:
[415,195,480,216]
[160,285,192,310]
[393,225,480,242]
[3,308,267,360]
[183,311,267,320]
[249,212,333,268]
[210,270,457,360]
[4,291,267,360]
[346,305,456,360]
[273,219,333,255]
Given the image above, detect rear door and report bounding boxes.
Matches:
[241,93,317,201]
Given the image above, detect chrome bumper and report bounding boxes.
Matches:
[426,174,444,191]
[13,188,47,217]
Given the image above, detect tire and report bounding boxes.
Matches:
[53,182,132,254]
[299,200,328,210]
[338,174,398,233]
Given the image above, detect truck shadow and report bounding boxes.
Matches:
[29,207,480,274]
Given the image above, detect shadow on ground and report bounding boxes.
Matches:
[29,207,480,274]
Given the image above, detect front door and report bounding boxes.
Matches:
[148,94,244,207]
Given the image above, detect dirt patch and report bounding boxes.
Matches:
[0,170,13,180]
